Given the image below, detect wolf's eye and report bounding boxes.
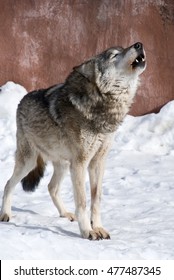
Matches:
[110,53,119,59]
[113,54,119,58]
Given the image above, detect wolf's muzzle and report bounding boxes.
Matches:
[134,42,143,50]
[132,42,146,69]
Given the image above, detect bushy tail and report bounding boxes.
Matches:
[21,155,46,192]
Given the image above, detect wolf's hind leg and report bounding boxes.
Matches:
[48,161,76,221]
[0,153,37,222]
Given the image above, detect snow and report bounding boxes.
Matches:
[0,81,174,260]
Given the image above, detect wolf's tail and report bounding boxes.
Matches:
[21,155,46,192]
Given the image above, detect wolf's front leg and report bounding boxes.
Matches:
[70,161,102,240]
[88,145,111,239]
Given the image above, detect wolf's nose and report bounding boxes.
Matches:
[134,42,142,50]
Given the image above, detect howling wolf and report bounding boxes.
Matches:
[0,42,146,240]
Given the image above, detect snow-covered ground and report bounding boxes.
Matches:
[0,81,174,260]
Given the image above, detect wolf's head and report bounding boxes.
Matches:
[74,42,146,94]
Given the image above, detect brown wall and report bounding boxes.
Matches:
[0,0,174,116]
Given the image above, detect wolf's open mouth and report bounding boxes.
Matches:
[131,53,145,68]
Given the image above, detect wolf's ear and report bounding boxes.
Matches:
[73,60,95,82]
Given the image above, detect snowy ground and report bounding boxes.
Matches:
[0,82,174,260]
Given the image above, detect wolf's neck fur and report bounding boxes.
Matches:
[56,71,139,133]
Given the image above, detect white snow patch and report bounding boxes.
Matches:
[0,81,27,118]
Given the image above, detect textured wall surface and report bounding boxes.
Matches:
[0,0,174,115]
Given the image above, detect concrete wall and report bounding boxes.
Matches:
[0,0,174,115]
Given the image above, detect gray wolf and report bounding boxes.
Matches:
[0,42,146,240]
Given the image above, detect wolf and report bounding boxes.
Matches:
[0,42,146,240]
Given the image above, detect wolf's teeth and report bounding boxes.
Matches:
[136,59,139,63]
[142,58,145,62]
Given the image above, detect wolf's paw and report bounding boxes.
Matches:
[92,227,110,240]
[88,230,102,240]
[82,228,110,240]
[0,213,10,222]
[60,212,76,222]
